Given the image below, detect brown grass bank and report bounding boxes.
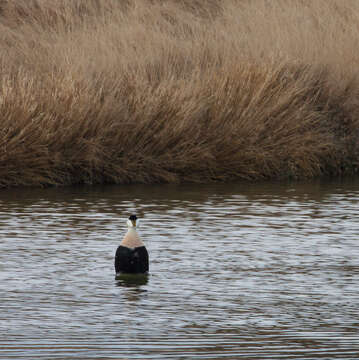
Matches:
[0,0,359,187]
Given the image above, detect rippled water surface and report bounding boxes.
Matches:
[1,180,359,359]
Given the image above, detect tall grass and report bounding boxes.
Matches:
[0,0,358,187]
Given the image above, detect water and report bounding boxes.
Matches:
[1,180,359,359]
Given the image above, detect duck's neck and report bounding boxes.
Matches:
[127,227,138,236]
[121,227,144,248]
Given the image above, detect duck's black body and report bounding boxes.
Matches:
[115,245,149,274]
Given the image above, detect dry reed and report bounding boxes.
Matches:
[0,0,358,187]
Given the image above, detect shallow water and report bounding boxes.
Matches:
[1,179,359,359]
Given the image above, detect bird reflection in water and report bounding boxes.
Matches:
[115,273,149,287]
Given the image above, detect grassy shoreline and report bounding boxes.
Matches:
[0,0,359,187]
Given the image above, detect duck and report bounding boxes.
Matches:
[114,215,149,275]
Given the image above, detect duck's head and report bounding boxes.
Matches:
[127,214,138,228]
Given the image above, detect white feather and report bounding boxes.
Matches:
[127,218,140,228]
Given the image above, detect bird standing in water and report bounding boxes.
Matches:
[114,215,149,275]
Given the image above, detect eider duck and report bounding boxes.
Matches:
[114,215,149,275]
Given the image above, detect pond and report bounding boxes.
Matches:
[1,179,358,359]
